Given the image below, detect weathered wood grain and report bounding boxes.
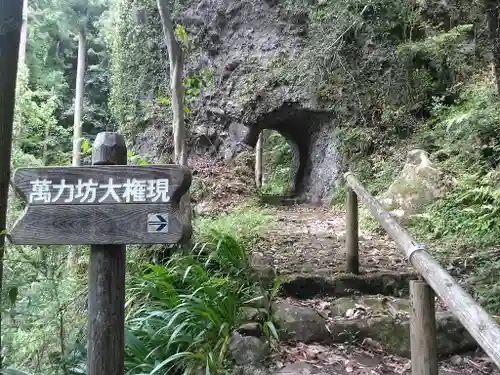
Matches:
[8,203,191,245]
[89,131,126,375]
[12,164,191,205]
[410,280,438,375]
[89,243,125,375]
[92,131,127,166]
[344,172,500,370]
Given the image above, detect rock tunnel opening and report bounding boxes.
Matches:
[242,103,340,203]
[257,130,294,196]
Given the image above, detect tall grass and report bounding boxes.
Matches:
[31,202,277,375]
[121,230,278,375]
[195,204,272,246]
[64,230,279,375]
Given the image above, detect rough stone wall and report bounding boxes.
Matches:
[135,0,343,202]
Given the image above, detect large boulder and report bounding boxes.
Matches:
[272,301,330,343]
[132,0,343,203]
[380,149,446,217]
[327,295,479,357]
[228,331,270,366]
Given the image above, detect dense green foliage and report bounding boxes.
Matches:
[19,0,111,163]
[108,0,213,141]
[58,231,278,375]
[4,0,111,372]
[403,78,500,312]
[4,0,500,373]
[122,233,278,375]
[259,131,293,195]
[107,0,168,139]
[292,0,500,312]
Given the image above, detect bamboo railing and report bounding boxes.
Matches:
[344,172,500,374]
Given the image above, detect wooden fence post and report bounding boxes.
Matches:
[345,187,359,274]
[255,132,263,188]
[410,280,438,375]
[0,1,23,369]
[345,172,500,367]
[88,132,127,375]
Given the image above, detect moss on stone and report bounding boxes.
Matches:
[329,311,480,357]
[280,272,419,299]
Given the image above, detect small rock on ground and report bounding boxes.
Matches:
[272,301,330,343]
[229,331,269,365]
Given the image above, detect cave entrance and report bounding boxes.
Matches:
[256,130,294,196]
[239,103,338,203]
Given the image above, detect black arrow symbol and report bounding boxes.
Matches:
[148,214,168,231]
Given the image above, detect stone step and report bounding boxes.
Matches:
[262,351,498,375]
[271,297,483,357]
[258,194,305,206]
[231,298,500,375]
[278,272,419,299]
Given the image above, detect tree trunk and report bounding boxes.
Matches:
[486,0,500,95]
[0,0,24,369]
[18,0,28,66]
[67,26,87,268]
[255,131,264,188]
[72,27,87,167]
[156,0,191,254]
[5,0,28,357]
[12,0,28,144]
[42,116,50,165]
[156,0,186,166]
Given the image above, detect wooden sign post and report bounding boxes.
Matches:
[8,132,192,375]
[89,132,127,375]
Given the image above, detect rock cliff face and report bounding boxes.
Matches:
[135,0,343,202]
[124,0,481,204]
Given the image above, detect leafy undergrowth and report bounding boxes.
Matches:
[260,130,293,196]
[195,203,273,246]
[404,171,500,313]
[357,77,500,314]
[406,79,500,314]
[122,232,278,375]
[34,204,276,375]
[63,231,279,375]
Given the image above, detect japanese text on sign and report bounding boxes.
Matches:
[28,178,170,204]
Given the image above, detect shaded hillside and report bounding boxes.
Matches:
[109,0,490,202]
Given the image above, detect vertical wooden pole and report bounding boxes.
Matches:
[255,132,263,188]
[88,132,126,375]
[0,1,23,369]
[345,187,359,274]
[410,280,438,375]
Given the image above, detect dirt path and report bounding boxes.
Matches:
[252,204,500,375]
[271,342,498,375]
[255,204,413,278]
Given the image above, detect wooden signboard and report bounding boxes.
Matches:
[8,165,192,245]
[6,131,193,375]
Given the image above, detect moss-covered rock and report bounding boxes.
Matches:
[280,272,420,298]
[379,149,447,217]
[109,0,484,202]
[330,295,411,318]
[328,311,478,357]
[272,301,331,343]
